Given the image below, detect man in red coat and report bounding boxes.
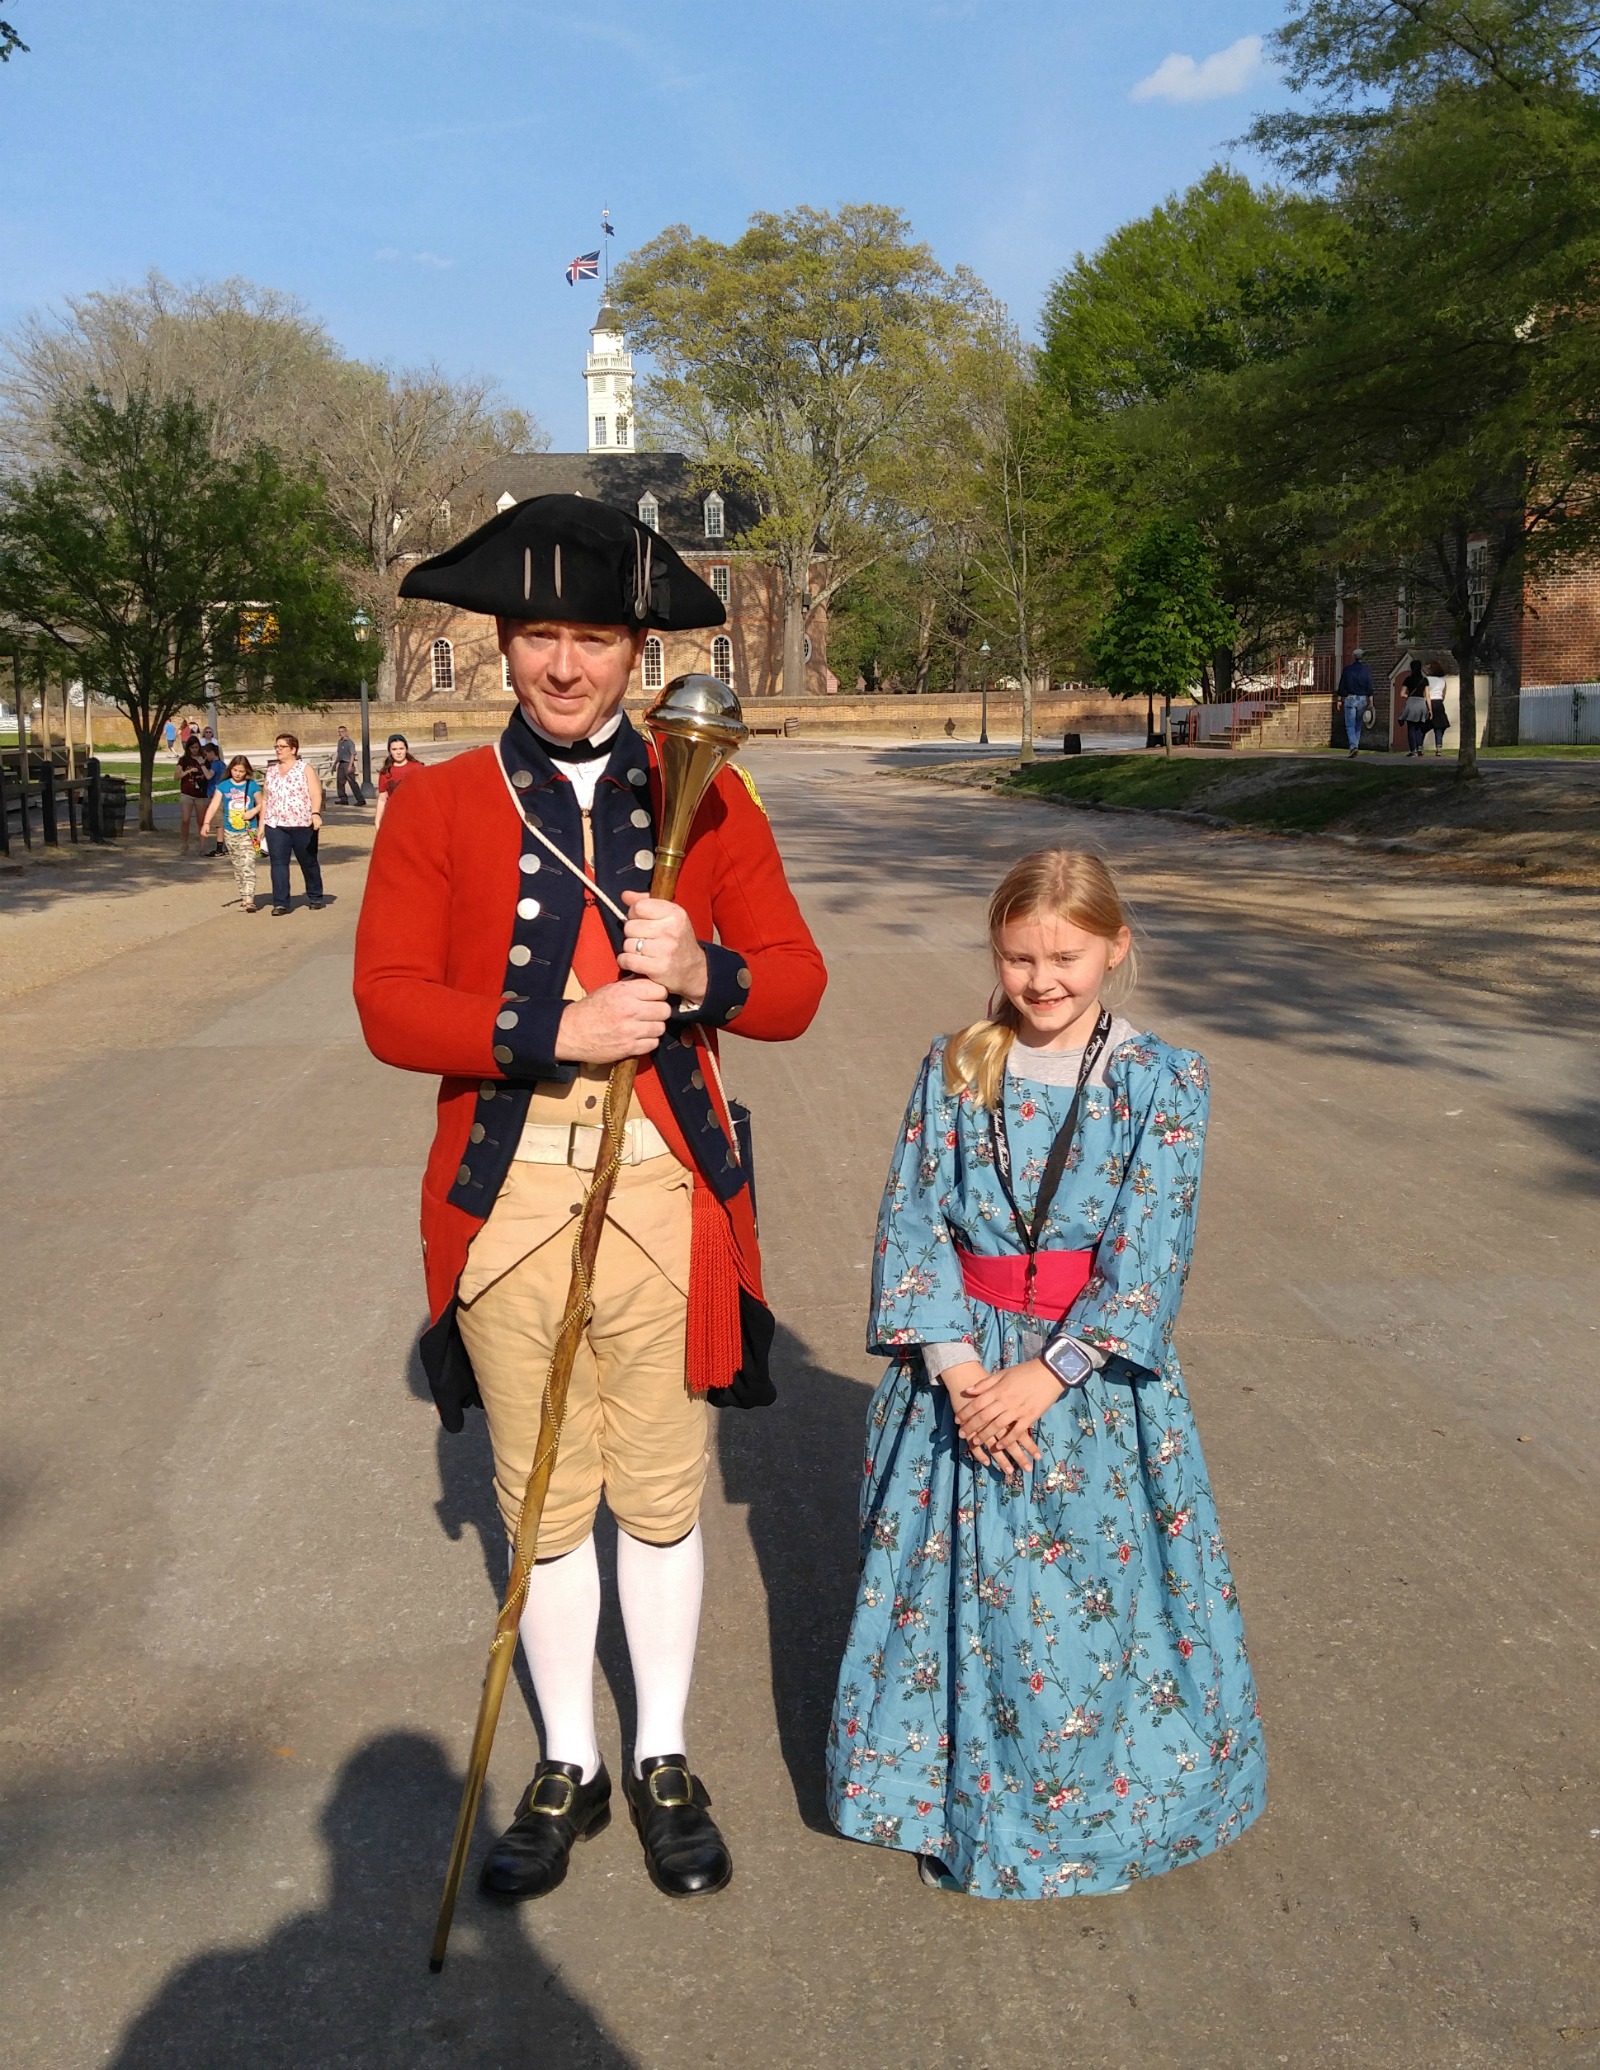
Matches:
[354,494,826,1906]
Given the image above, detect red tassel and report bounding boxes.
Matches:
[688,1182,744,1393]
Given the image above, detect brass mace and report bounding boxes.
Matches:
[429,673,749,1971]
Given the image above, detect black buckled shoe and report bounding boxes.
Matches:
[625,1755,732,1898]
[478,1760,611,1903]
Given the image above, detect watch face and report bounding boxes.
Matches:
[1045,1338,1092,1387]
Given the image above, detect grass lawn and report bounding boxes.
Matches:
[999,753,1458,833]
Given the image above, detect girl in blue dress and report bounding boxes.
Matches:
[826,847,1265,1899]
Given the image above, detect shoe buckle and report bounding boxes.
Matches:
[529,1773,578,1818]
[647,1764,693,1808]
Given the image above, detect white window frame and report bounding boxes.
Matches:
[615,414,630,448]
[502,656,513,695]
[430,637,455,693]
[642,636,665,691]
[803,634,812,662]
[710,564,730,605]
[593,415,608,447]
[1466,537,1489,629]
[638,494,659,531]
[711,634,733,685]
[703,492,725,540]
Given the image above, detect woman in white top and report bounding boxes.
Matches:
[261,731,325,915]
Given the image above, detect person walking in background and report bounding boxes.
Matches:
[201,736,228,853]
[334,723,364,806]
[1337,647,1373,758]
[1427,673,1452,756]
[373,733,414,830]
[177,739,210,857]
[1399,658,1431,757]
[177,717,194,754]
[162,717,178,756]
[261,731,325,915]
[202,754,262,912]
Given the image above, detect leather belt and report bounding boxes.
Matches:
[513,1117,672,1169]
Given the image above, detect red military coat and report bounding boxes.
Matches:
[353,716,826,1422]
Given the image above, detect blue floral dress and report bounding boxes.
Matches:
[825,1030,1265,1898]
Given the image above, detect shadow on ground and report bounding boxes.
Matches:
[720,1321,871,1833]
[108,1732,635,2070]
[0,815,370,913]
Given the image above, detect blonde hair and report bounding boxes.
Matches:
[944,848,1135,1108]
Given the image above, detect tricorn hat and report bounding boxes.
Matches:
[398,493,725,631]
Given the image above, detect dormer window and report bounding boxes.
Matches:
[496,491,517,513]
[703,492,725,540]
[638,493,659,532]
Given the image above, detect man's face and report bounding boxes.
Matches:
[497,618,643,743]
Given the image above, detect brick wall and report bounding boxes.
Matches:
[1521,561,1600,686]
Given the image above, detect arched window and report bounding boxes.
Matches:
[703,492,725,540]
[711,634,733,686]
[803,635,812,662]
[638,493,659,531]
[430,638,455,693]
[710,565,730,606]
[642,636,665,691]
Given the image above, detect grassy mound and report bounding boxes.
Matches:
[998,753,1462,833]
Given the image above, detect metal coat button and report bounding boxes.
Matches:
[519,854,541,875]
[584,1095,597,1109]
[480,1081,497,1099]
[496,1009,519,1030]
[493,1044,513,1066]
[470,1123,486,1144]
[630,807,651,829]
[517,897,541,919]
[633,849,655,870]
[706,1107,719,1128]
[509,945,532,966]
[457,1163,473,1185]
[725,1005,742,1022]
[735,966,752,989]
[690,1071,704,1090]
[628,767,647,786]
[511,769,532,790]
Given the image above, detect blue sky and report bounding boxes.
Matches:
[0,1,1294,450]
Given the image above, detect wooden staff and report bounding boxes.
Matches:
[429,674,748,1972]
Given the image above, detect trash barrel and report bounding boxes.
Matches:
[432,720,449,740]
[98,776,128,838]
[1062,731,1083,755]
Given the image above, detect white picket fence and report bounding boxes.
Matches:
[1519,685,1600,745]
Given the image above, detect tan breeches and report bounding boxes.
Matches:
[455,1154,707,1559]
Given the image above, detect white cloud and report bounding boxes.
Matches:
[374,247,456,270]
[1131,33,1264,105]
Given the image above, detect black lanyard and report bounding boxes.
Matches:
[988,1009,1112,1318]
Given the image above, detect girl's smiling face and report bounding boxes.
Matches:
[995,910,1130,1050]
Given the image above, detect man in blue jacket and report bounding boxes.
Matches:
[1337,648,1374,757]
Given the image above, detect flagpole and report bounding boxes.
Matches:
[602,206,611,294]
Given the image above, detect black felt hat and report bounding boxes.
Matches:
[398,493,725,631]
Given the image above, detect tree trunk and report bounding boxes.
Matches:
[1484,633,1520,748]
[1212,646,1235,701]
[136,723,158,832]
[782,583,808,701]
[915,595,935,697]
[1453,627,1480,777]
[377,626,400,706]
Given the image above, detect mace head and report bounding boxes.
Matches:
[644,673,748,754]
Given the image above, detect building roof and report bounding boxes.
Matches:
[459,451,757,552]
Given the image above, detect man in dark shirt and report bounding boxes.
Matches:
[1337,648,1374,757]
[334,724,363,805]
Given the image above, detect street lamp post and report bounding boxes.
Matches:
[352,613,372,788]
[978,641,991,746]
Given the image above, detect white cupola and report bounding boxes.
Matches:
[585,305,634,454]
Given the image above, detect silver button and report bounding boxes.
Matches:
[457,1163,473,1185]
[634,848,655,870]
[511,769,532,790]
[493,1044,513,1065]
[725,1005,742,1022]
[470,1123,486,1144]
[509,944,532,966]
[517,897,541,919]
[706,1107,719,1128]
[519,854,541,875]
[480,1081,497,1099]
[690,1071,704,1090]
[630,807,651,829]
[628,767,647,786]
[735,967,752,989]
[496,1009,519,1030]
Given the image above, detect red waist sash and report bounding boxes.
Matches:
[955,1244,1094,1319]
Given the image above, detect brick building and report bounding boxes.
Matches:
[395,308,830,704]
[1312,544,1600,749]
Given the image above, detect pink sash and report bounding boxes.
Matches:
[955,1244,1094,1319]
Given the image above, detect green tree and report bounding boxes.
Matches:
[1237,8,1600,767]
[0,390,364,828]
[615,205,972,698]
[1087,521,1237,748]
[1,18,27,62]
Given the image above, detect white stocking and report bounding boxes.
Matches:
[514,1533,601,1782]
[616,1522,704,1772]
